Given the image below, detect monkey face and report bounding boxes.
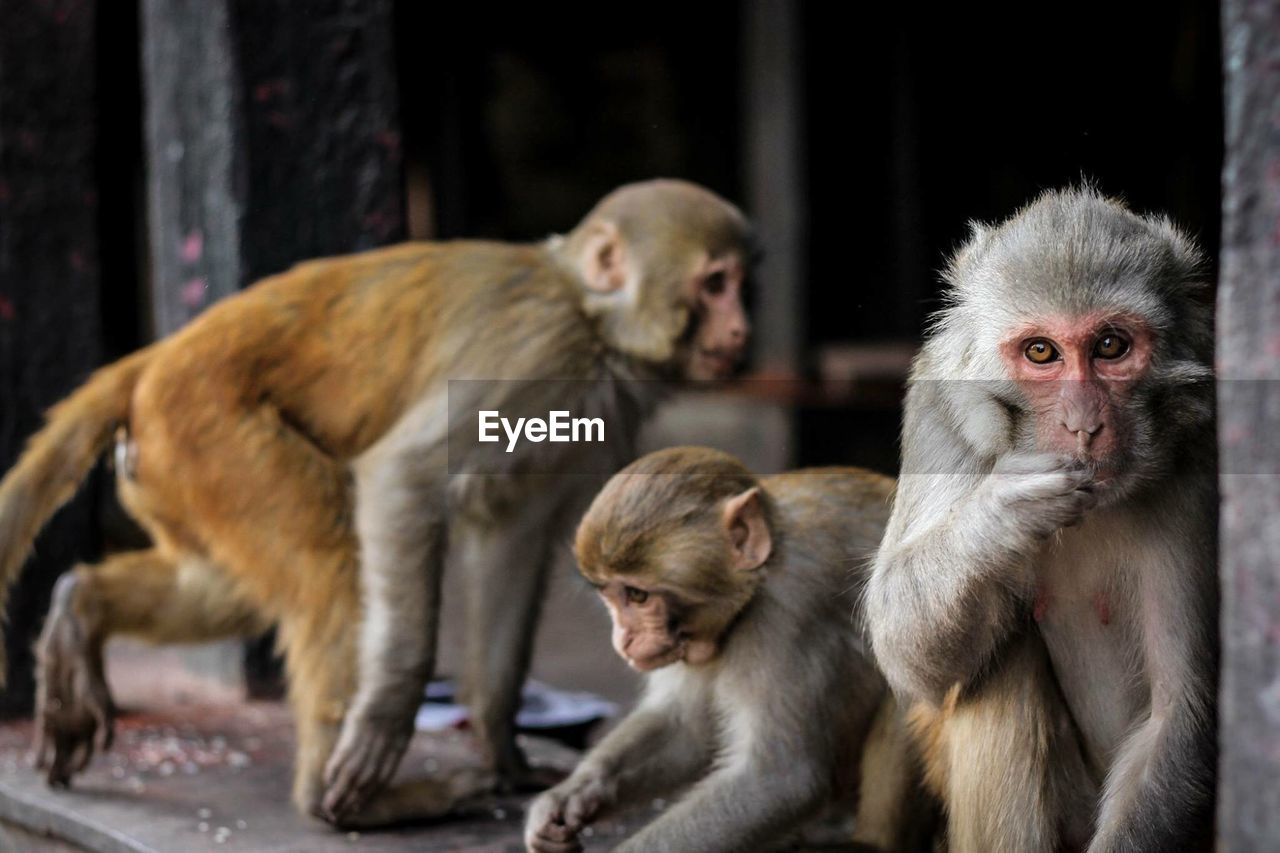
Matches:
[592,580,720,671]
[679,254,751,381]
[1000,312,1155,488]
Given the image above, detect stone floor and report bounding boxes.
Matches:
[0,551,648,852]
[0,700,661,852]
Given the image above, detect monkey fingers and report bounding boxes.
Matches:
[525,793,585,853]
[320,770,495,829]
[528,830,584,853]
[320,716,413,822]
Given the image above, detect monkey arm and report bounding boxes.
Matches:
[867,448,1025,705]
[583,701,713,810]
[321,447,449,821]
[525,699,712,851]
[868,380,1103,705]
[614,732,829,853]
[1087,512,1217,853]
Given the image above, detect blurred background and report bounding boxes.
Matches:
[0,0,1228,771]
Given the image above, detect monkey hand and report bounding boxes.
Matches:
[29,573,115,788]
[986,452,1099,541]
[321,709,414,823]
[524,775,611,853]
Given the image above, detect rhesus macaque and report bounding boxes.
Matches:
[866,188,1216,852]
[0,180,756,827]
[525,447,922,853]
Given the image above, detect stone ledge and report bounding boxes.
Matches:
[0,702,645,852]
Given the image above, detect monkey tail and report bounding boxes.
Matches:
[0,347,152,683]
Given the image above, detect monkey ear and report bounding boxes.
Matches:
[721,487,771,572]
[578,221,630,294]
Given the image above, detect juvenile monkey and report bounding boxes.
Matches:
[0,180,756,826]
[867,188,1216,851]
[525,446,921,853]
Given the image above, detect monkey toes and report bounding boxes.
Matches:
[31,573,115,788]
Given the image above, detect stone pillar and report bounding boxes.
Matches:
[1217,0,1280,846]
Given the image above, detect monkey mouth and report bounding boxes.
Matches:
[622,636,691,671]
[694,347,742,378]
[624,647,684,672]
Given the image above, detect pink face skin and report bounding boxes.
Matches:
[1000,312,1154,482]
[594,580,718,672]
[684,254,750,380]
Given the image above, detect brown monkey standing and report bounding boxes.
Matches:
[867,188,1216,852]
[0,180,756,827]
[525,447,923,853]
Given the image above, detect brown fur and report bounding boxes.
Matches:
[0,180,756,825]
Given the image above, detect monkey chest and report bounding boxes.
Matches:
[1033,552,1147,773]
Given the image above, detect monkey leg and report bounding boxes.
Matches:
[914,635,1088,853]
[132,391,376,817]
[32,549,266,787]
[286,574,489,829]
[853,695,934,852]
[457,504,563,790]
[275,569,363,816]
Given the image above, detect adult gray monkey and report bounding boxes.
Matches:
[867,187,1216,852]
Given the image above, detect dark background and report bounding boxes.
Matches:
[89,0,1224,362]
[0,0,1223,706]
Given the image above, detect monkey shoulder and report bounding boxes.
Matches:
[762,468,895,552]
[712,578,876,729]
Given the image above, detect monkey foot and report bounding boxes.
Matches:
[30,573,115,788]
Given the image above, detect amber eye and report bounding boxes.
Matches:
[1024,339,1059,364]
[1094,333,1130,360]
[702,271,727,296]
[624,586,650,604]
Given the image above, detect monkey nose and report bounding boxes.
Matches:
[1073,424,1102,452]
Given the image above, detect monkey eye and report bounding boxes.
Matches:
[624,586,650,605]
[1093,333,1130,360]
[1024,339,1059,364]
[702,271,727,296]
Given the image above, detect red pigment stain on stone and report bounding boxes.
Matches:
[180,231,203,264]
[1093,592,1112,626]
[181,277,208,308]
[1033,587,1051,622]
[0,295,14,321]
